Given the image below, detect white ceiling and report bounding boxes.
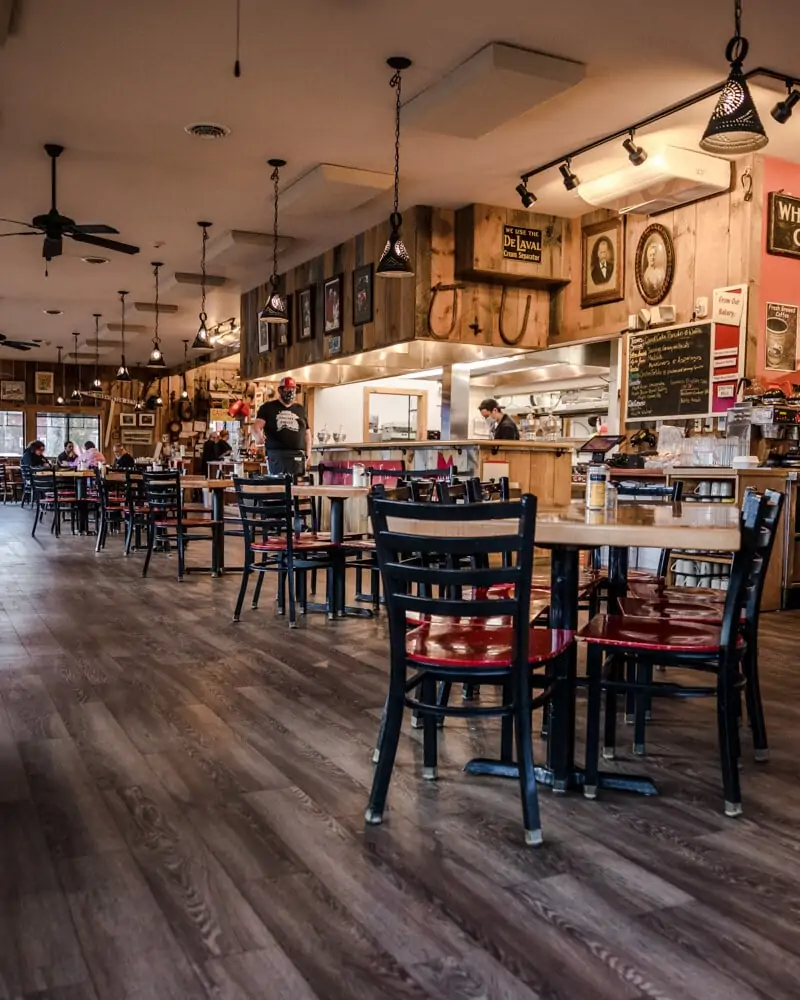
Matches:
[0,0,799,363]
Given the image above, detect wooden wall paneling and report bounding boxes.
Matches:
[743,156,765,380]
[694,194,731,299]
[413,206,433,341]
[670,205,698,321]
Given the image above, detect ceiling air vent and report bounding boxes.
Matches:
[184,123,231,140]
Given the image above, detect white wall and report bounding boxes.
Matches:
[312,377,441,443]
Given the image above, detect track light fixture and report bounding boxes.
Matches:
[91,313,102,389]
[515,182,537,208]
[700,0,768,153]
[622,132,648,166]
[259,159,289,324]
[56,345,65,405]
[771,84,800,124]
[70,332,82,399]
[147,262,167,368]
[192,223,212,349]
[377,56,414,278]
[559,159,580,191]
[116,290,132,382]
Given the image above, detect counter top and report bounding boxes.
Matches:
[311,439,588,452]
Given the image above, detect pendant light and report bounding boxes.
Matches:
[56,345,65,405]
[180,339,190,399]
[155,378,164,407]
[116,290,132,382]
[192,222,212,349]
[147,261,167,368]
[700,0,768,154]
[70,332,82,400]
[377,56,414,278]
[258,159,289,324]
[91,313,102,389]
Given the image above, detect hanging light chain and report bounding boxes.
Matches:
[271,163,281,286]
[201,225,208,317]
[734,0,742,38]
[120,291,127,356]
[390,67,403,215]
[153,262,161,346]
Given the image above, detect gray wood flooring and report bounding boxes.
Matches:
[1,505,800,999]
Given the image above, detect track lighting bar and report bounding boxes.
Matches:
[518,66,800,187]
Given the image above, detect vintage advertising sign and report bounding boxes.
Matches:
[764,301,799,371]
[767,192,800,260]
[502,225,542,263]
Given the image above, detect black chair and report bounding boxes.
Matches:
[366,492,572,846]
[141,472,220,581]
[466,476,510,503]
[31,469,81,538]
[397,467,456,485]
[232,476,338,627]
[94,470,128,551]
[578,489,773,817]
[20,464,35,508]
[0,463,22,504]
[434,480,468,504]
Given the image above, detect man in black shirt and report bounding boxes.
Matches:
[112,443,136,469]
[253,377,311,476]
[478,398,520,441]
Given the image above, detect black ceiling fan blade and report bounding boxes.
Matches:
[2,342,35,351]
[0,218,36,229]
[70,224,120,235]
[69,232,139,255]
[0,231,39,237]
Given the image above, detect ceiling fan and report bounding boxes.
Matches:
[0,143,140,262]
[0,333,43,352]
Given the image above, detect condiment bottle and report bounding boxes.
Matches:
[585,454,609,509]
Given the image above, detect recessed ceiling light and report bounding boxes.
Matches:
[184,122,231,140]
[43,308,62,315]
[81,255,109,265]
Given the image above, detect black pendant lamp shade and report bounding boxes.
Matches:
[700,2,768,154]
[92,313,102,389]
[192,223,212,349]
[147,261,167,368]
[181,339,190,399]
[259,159,289,324]
[70,331,82,399]
[116,290,132,382]
[56,345,65,405]
[377,56,414,278]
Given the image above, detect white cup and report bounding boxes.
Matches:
[711,578,723,589]
[696,481,711,497]
[722,481,734,498]
[712,482,723,497]
[700,575,712,589]
[675,574,688,587]
[685,574,698,588]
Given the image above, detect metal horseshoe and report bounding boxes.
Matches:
[427,282,464,340]
[498,285,532,346]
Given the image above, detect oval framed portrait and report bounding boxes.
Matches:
[635,223,675,306]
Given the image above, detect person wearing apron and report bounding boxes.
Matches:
[252,377,311,476]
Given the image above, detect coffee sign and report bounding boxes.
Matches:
[502,225,542,263]
[765,301,798,371]
[767,192,800,260]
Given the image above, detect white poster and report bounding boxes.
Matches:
[712,287,745,326]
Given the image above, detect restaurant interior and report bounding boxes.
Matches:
[1,0,800,997]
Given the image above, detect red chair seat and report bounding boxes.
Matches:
[407,595,551,628]
[578,614,741,653]
[618,597,724,622]
[406,621,573,668]
[251,535,334,552]
[627,581,726,603]
[343,538,376,551]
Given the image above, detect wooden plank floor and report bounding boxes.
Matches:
[2,506,800,999]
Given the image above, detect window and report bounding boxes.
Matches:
[36,413,101,459]
[0,410,24,456]
[363,388,427,442]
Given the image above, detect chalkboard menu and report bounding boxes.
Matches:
[626,322,712,421]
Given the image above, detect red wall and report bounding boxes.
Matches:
[758,157,800,390]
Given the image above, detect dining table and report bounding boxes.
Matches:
[387,499,742,799]
[47,469,98,534]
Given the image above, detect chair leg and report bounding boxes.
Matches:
[31,501,39,538]
[718,665,743,817]
[584,646,604,799]
[625,656,636,724]
[95,514,106,553]
[603,655,621,760]
[633,660,651,756]
[176,528,185,581]
[142,519,155,577]
[421,674,438,780]
[742,641,769,761]
[233,565,252,622]
[124,515,134,555]
[500,678,513,763]
[365,672,406,825]
[513,665,543,846]
[287,556,298,628]
[252,563,267,609]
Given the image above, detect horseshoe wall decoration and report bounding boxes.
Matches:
[498,285,532,346]
[426,282,464,340]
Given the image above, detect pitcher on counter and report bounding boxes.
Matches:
[478,398,520,441]
[252,376,312,476]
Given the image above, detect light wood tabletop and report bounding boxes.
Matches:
[386,500,741,551]
[184,479,369,498]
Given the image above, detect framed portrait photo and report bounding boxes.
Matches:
[352,263,374,326]
[635,223,675,306]
[119,412,137,428]
[35,371,54,394]
[138,412,155,428]
[298,287,314,340]
[0,380,25,402]
[257,315,271,354]
[323,274,343,334]
[581,217,625,308]
[276,293,292,348]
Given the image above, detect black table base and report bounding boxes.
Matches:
[462,757,659,797]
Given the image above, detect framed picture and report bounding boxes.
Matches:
[635,223,675,306]
[35,371,54,394]
[276,293,292,348]
[119,413,137,428]
[323,274,343,334]
[767,192,800,260]
[121,429,153,446]
[298,286,315,340]
[581,217,625,308]
[352,263,374,326]
[138,412,155,427]
[257,315,271,354]
[0,380,25,402]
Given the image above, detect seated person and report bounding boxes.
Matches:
[20,440,48,470]
[112,443,136,469]
[215,429,232,460]
[80,440,106,469]
[200,432,218,476]
[57,441,79,467]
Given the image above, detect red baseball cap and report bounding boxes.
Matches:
[278,376,297,390]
